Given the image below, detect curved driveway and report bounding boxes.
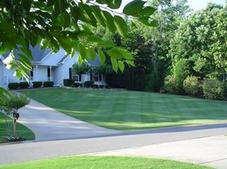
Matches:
[18,100,121,141]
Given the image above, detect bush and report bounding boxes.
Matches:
[145,72,163,92]
[183,76,202,97]
[73,83,81,88]
[43,81,54,87]
[19,82,30,89]
[84,81,94,88]
[202,79,224,100]
[8,83,19,90]
[172,59,190,94]
[63,79,75,87]
[224,82,227,100]
[32,81,43,88]
[6,92,29,110]
[164,75,177,94]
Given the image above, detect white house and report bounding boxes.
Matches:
[0,46,106,88]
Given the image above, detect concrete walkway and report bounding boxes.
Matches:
[93,135,227,169]
[18,100,121,141]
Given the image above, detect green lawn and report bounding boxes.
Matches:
[0,156,212,169]
[0,112,35,142]
[22,88,227,130]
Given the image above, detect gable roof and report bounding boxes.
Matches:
[1,46,51,62]
[30,46,51,62]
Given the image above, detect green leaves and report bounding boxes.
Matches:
[123,0,145,16]
[0,0,156,79]
[102,11,116,33]
[107,47,134,72]
[114,15,128,37]
[98,49,106,65]
[123,0,157,27]
[96,0,122,9]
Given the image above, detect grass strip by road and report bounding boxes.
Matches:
[0,112,35,143]
[0,156,212,169]
[21,88,227,130]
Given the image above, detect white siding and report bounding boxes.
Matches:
[0,63,4,88]
[53,53,79,86]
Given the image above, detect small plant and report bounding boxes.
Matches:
[203,79,225,100]
[43,81,54,87]
[19,82,30,89]
[164,75,177,94]
[63,79,75,87]
[84,81,94,88]
[73,83,81,88]
[8,83,19,90]
[183,76,202,97]
[172,59,190,94]
[1,92,29,141]
[33,81,43,88]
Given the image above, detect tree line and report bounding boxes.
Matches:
[101,0,227,100]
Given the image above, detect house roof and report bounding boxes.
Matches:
[1,46,51,62]
[30,46,51,62]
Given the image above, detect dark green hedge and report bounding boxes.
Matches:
[19,82,30,89]
[43,81,54,87]
[63,79,75,87]
[8,83,20,90]
[84,81,94,88]
[32,81,43,88]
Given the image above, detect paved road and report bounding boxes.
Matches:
[18,100,121,141]
[1,123,227,165]
[94,135,227,169]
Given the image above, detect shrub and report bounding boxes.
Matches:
[32,81,43,88]
[183,76,202,97]
[8,83,19,90]
[92,84,99,88]
[202,79,224,100]
[63,79,75,87]
[172,59,190,93]
[224,82,227,100]
[43,81,54,87]
[19,82,30,89]
[164,75,177,94]
[73,83,81,88]
[6,92,29,110]
[145,72,163,92]
[84,81,94,88]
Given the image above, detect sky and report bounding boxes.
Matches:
[121,0,226,11]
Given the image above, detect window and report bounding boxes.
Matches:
[30,67,33,81]
[93,73,102,82]
[72,68,80,81]
[69,68,72,79]
[47,67,51,81]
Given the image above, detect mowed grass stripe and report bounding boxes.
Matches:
[21,88,227,130]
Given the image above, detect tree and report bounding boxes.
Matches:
[0,92,29,140]
[0,0,157,80]
[169,4,227,80]
[105,0,190,91]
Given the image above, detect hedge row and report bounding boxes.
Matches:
[8,81,54,90]
[63,79,105,88]
[164,76,227,100]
